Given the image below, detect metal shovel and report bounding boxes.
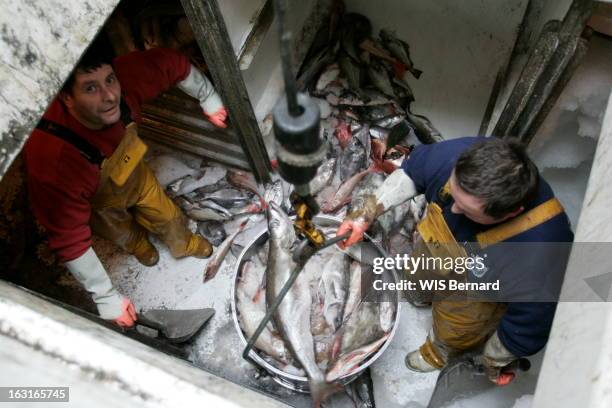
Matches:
[134,308,215,343]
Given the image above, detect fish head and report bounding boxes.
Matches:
[266,201,296,248]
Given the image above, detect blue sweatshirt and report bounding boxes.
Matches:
[401,137,574,357]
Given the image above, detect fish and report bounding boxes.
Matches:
[236,260,293,365]
[147,154,200,187]
[315,63,341,93]
[169,166,228,197]
[343,261,362,323]
[353,104,399,122]
[405,111,444,144]
[263,180,284,208]
[203,220,248,282]
[177,198,231,222]
[386,119,419,148]
[228,202,264,217]
[373,114,405,129]
[359,38,396,63]
[339,53,364,97]
[326,335,390,382]
[379,29,422,79]
[392,75,415,99]
[206,188,253,208]
[370,138,387,163]
[340,13,372,62]
[265,202,339,404]
[318,250,350,332]
[321,168,371,213]
[197,220,227,247]
[186,207,229,222]
[334,120,353,150]
[309,157,337,195]
[353,124,371,162]
[330,302,386,365]
[227,169,262,197]
[192,178,232,197]
[367,62,395,98]
[199,199,233,217]
[338,241,380,266]
[369,126,390,140]
[350,172,385,212]
[339,138,367,182]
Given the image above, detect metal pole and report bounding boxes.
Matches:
[274,0,301,117]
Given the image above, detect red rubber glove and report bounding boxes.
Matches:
[113,298,137,328]
[336,218,370,250]
[205,107,228,128]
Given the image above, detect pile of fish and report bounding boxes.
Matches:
[236,202,396,405]
[150,9,441,406]
[296,10,434,252]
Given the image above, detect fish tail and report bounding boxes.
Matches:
[310,378,344,407]
[410,67,423,79]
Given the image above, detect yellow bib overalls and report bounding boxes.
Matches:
[89,123,205,260]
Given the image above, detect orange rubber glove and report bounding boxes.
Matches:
[336,218,371,249]
[113,298,138,328]
[205,106,228,128]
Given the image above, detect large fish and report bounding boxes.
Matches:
[265,202,339,405]
[318,250,350,332]
[321,168,372,213]
[203,221,248,282]
[353,124,371,162]
[339,53,364,97]
[367,62,395,98]
[328,301,390,381]
[343,261,362,324]
[350,172,385,213]
[339,138,367,182]
[206,188,253,208]
[176,197,231,222]
[379,29,423,79]
[198,220,227,247]
[199,199,233,218]
[309,157,337,195]
[326,334,390,382]
[263,180,284,208]
[236,260,293,365]
[315,63,341,93]
[227,169,261,197]
[168,166,228,197]
[406,111,444,144]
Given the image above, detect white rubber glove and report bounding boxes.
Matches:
[337,169,418,248]
[65,247,124,320]
[177,64,224,121]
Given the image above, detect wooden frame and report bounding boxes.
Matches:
[180,0,272,182]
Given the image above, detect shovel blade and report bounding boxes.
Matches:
[140,308,215,343]
[427,354,492,408]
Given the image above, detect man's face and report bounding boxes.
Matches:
[61,64,121,130]
[449,171,521,225]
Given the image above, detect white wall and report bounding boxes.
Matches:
[218,0,268,57]
[346,0,529,139]
[219,0,319,123]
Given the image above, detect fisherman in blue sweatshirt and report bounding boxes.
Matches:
[337,136,574,384]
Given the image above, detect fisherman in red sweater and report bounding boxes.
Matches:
[25,42,227,327]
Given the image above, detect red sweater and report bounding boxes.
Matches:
[25,48,191,262]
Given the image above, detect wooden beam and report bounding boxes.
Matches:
[180,0,272,182]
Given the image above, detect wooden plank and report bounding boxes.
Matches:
[180,0,271,182]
